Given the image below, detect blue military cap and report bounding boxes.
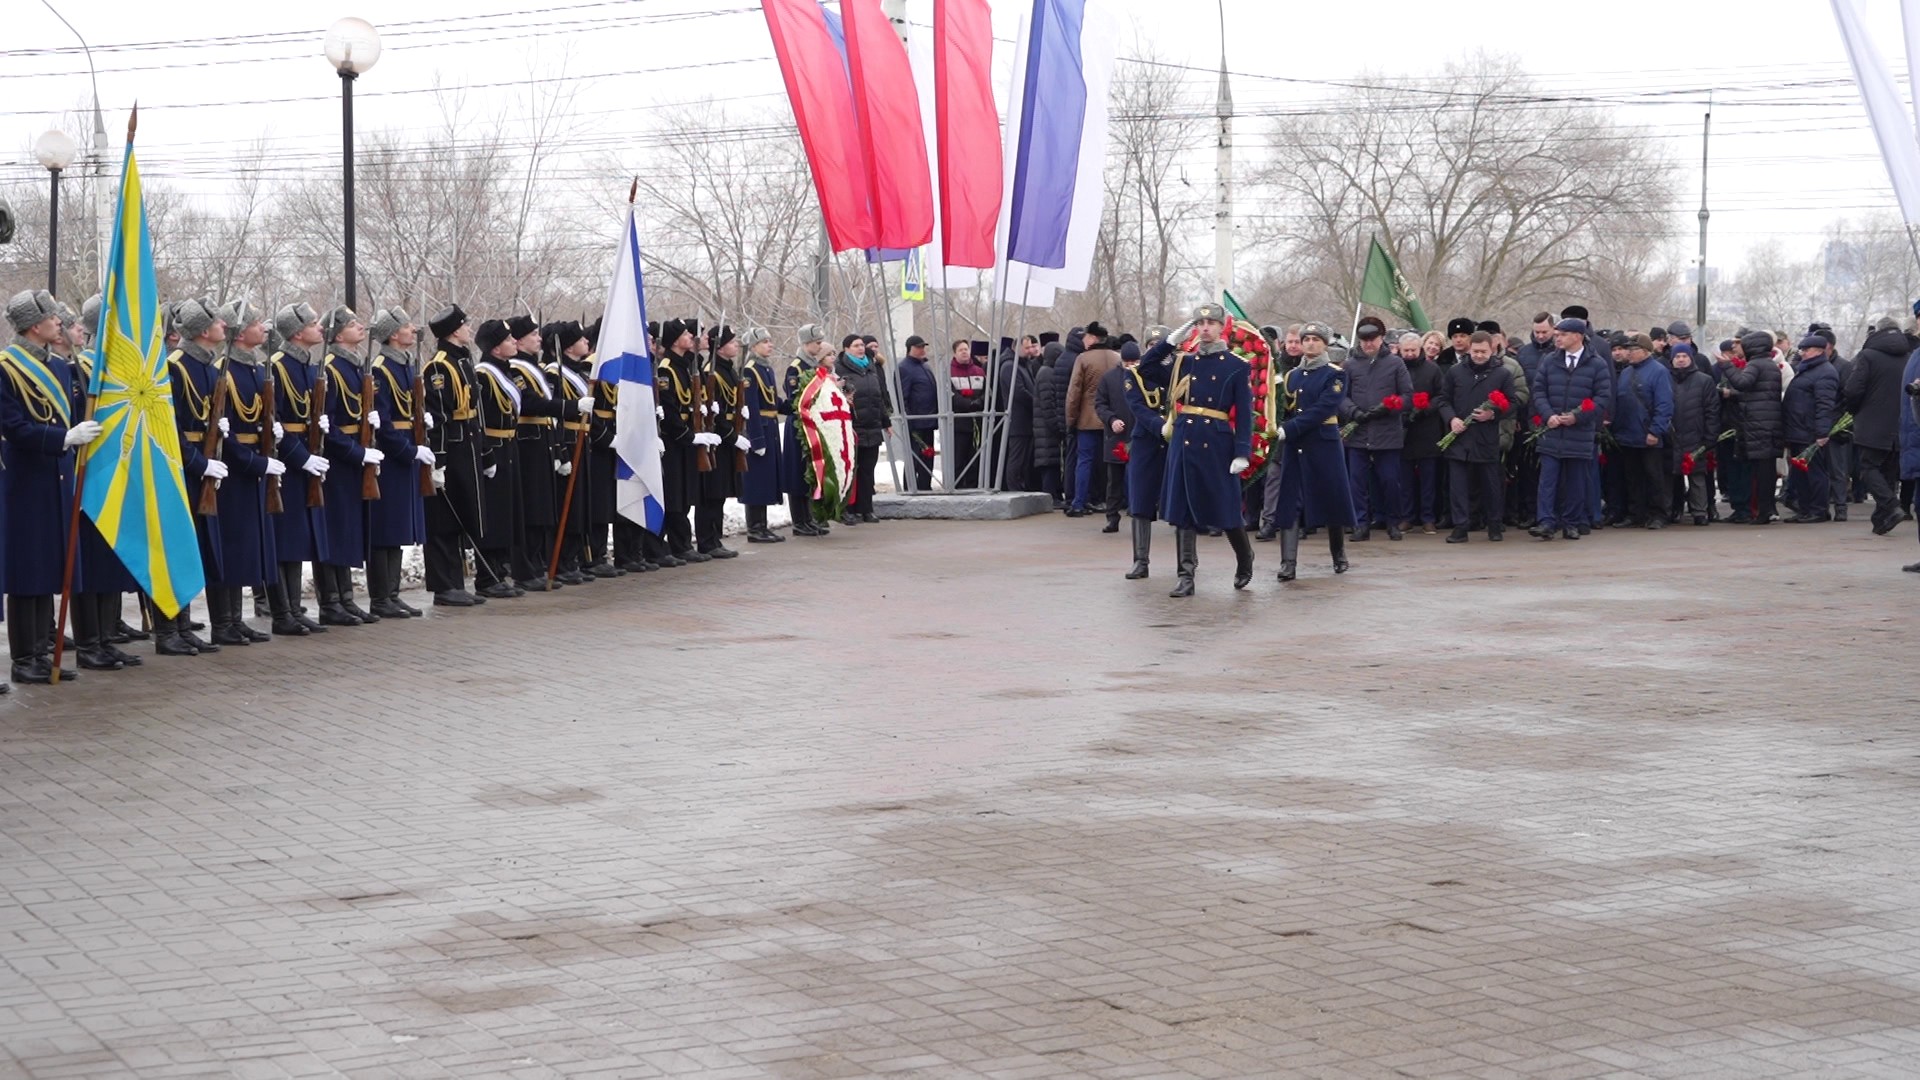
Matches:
[1554,317,1588,334]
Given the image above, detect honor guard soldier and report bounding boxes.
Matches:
[544,320,600,585]
[785,324,833,537]
[740,327,788,543]
[577,318,638,575]
[1120,335,1169,580]
[696,326,746,559]
[205,300,286,646]
[317,306,386,624]
[161,299,232,654]
[471,319,525,599]
[368,307,432,618]
[267,303,333,634]
[67,295,145,670]
[422,305,488,606]
[507,315,590,590]
[3,289,102,683]
[1137,303,1255,596]
[1271,323,1357,581]
[655,319,710,562]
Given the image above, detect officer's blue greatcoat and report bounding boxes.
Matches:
[743,357,787,507]
[1272,361,1359,529]
[1139,340,1252,531]
[370,348,428,547]
[0,343,83,596]
[169,344,226,584]
[1121,365,1167,518]
[208,354,278,588]
[319,347,375,569]
[269,347,331,564]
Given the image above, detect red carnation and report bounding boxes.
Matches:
[1412,392,1431,411]
[1487,390,1511,411]
[1790,456,1810,472]
[1681,453,1696,476]
[1114,441,1130,464]
[1580,398,1595,413]
[1381,394,1405,412]
[1732,358,1748,369]
[1531,415,1544,428]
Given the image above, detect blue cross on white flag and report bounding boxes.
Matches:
[595,203,666,535]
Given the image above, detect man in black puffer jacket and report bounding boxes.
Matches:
[1032,335,1073,509]
[1844,316,1919,534]
[1667,344,1720,525]
[1725,329,1785,524]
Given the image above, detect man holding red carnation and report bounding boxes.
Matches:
[1527,317,1610,541]
[1439,331,1518,542]
[1339,317,1415,541]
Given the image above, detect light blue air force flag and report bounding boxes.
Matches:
[594,204,665,535]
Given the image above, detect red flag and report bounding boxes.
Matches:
[935,0,1001,268]
[841,0,934,250]
[762,0,875,252]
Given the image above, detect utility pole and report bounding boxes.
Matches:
[1696,94,1712,331]
[1213,0,1233,305]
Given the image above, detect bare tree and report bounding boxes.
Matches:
[1732,239,1819,337]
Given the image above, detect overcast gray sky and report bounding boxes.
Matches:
[1,0,1906,287]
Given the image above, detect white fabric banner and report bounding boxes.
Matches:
[1834,0,1920,223]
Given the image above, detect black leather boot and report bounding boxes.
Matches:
[388,549,423,616]
[211,587,253,646]
[1227,528,1254,590]
[1329,528,1350,574]
[1277,527,1300,582]
[151,611,199,657]
[1168,529,1198,598]
[1125,517,1151,580]
[285,564,325,633]
[317,566,362,626]
[268,580,309,637]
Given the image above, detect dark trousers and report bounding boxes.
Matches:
[1749,461,1778,522]
[664,505,694,555]
[72,592,120,650]
[695,500,727,550]
[1720,456,1752,518]
[512,527,551,583]
[1786,443,1831,515]
[954,417,982,489]
[1826,440,1853,513]
[1347,448,1403,527]
[1602,449,1630,521]
[1071,431,1102,510]
[1509,446,1539,524]
[909,429,937,491]
[1104,462,1126,518]
[612,518,646,563]
[851,443,880,516]
[1859,446,1902,526]
[1448,460,1503,532]
[1401,457,1440,525]
[1039,464,1062,504]
[367,546,402,601]
[1619,445,1667,524]
[1536,454,1591,529]
[424,530,468,593]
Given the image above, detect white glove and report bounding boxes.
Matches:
[657,443,666,457]
[707,401,720,416]
[734,435,751,451]
[264,458,287,477]
[431,467,446,489]
[62,420,103,448]
[1171,320,1196,343]
[740,406,750,419]
[203,459,230,481]
[367,409,381,430]
[362,447,385,466]
[577,396,594,414]
[1230,457,1250,475]
[554,460,573,477]
[1273,428,1287,442]
[272,421,284,441]
[424,412,435,430]
[694,432,721,447]
[217,417,231,435]
[301,456,330,477]
[320,415,331,434]
[484,465,498,478]
[656,405,665,420]
[415,445,436,466]
[753,447,767,457]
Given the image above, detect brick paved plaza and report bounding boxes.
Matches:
[3,517,1919,1079]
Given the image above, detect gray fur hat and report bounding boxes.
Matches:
[742,327,772,349]
[176,298,221,340]
[321,305,360,343]
[369,306,411,345]
[274,302,319,342]
[6,289,60,333]
[221,299,264,336]
[80,293,102,332]
[797,323,827,346]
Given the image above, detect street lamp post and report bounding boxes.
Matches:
[323,17,381,310]
[34,129,78,296]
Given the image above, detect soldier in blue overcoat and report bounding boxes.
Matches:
[163,299,235,656]
[1120,333,1168,580]
[267,303,333,635]
[317,307,385,625]
[368,308,431,618]
[1271,323,1357,581]
[2,289,102,683]
[1137,304,1255,597]
[741,327,789,543]
[205,300,287,647]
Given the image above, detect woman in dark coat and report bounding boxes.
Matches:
[1032,339,1068,507]
[1438,332,1517,543]
[833,335,892,524]
[993,346,1035,490]
[1725,330,1785,523]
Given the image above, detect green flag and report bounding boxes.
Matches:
[1221,289,1251,323]
[1358,237,1431,333]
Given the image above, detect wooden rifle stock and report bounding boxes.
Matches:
[691,357,713,473]
[196,375,230,516]
[262,377,284,514]
[307,370,327,508]
[733,369,749,473]
[412,363,435,497]
[357,360,381,500]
